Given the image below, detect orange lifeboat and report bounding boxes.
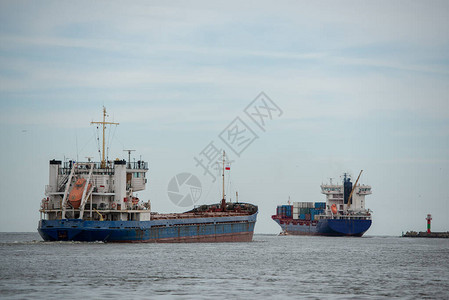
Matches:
[68,178,91,209]
[331,204,338,214]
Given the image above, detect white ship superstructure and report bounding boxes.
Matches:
[41,159,150,222]
[320,173,372,216]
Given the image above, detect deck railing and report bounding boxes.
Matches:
[58,160,148,175]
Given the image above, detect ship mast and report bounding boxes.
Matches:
[91,107,119,168]
[221,150,226,210]
[222,151,225,201]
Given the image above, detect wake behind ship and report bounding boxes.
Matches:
[38,108,258,242]
[272,171,372,237]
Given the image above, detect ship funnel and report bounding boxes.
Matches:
[343,174,352,205]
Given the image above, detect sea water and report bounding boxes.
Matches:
[0,233,448,299]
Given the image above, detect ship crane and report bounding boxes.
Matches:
[347,170,363,208]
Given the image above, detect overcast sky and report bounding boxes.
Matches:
[1,1,448,235]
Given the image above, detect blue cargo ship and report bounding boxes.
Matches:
[39,203,257,242]
[38,108,258,242]
[272,171,372,237]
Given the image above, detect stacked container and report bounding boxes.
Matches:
[300,207,310,215]
[284,205,292,218]
[296,202,314,208]
[276,206,282,216]
[293,202,300,219]
[284,202,327,220]
[277,205,293,219]
[310,208,325,220]
[314,202,326,209]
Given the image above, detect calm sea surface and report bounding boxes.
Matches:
[0,233,448,299]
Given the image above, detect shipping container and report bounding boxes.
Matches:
[294,202,317,208]
[277,206,282,215]
[305,213,311,221]
[280,205,291,217]
[299,214,306,220]
[314,202,326,209]
[300,208,310,214]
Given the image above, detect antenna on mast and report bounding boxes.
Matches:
[76,134,79,162]
[123,149,135,169]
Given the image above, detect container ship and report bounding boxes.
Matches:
[272,171,372,237]
[38,107,258,242]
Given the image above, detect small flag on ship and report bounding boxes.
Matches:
[225,164,230,170]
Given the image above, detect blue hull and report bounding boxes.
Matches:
[273,218,371,237]
[38,213,257,242]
